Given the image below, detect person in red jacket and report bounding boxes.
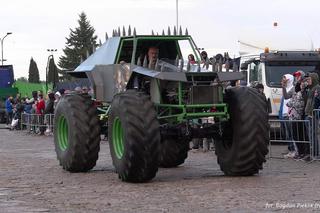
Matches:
[35,93,45,134]
[36,93,45,115]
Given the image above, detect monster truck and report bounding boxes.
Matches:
[54,31,269,182]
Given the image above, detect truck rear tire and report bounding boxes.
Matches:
[215,87,269,176]
[159,138,189,168]
[108,90,160,183]
[54,94,101,172]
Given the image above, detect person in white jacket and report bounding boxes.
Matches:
[280,74,297,158]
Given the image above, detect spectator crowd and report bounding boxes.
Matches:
[4,86,92,135]
[279,70,320,161]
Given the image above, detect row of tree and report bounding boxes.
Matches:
[27,12,98,83]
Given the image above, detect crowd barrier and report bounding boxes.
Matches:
[269,109,320,160]
[312,109,320,159]
[20,113,54,135]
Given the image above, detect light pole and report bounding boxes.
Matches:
[46,49,57,92]
[1,32,13,65]
[176,0,179,30]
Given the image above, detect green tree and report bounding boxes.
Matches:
[28,57,40,83]
[58,12,98,72]
[47,57,59,84]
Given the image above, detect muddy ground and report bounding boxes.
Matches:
[1,126,320,212]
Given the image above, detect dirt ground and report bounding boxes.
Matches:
[1,126,320,213]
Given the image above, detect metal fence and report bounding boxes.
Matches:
[312,109,320,159]
[269,119,311,158]
[269,109,320,160]
[20,113,54,135]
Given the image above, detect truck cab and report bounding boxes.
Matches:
[241,51,320,117]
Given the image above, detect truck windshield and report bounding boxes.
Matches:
[265,62,317,87]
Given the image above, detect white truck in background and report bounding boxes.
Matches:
[238,25,320,118]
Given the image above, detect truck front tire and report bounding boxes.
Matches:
[215,87,269,176]
[108,90,160,183]
[54,94,101,172]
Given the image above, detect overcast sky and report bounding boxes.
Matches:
[1,0,320,80]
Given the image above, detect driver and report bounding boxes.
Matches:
[147,46,159,69]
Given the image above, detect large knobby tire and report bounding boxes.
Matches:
[215,87,269,176]
[54,94,101,172]
[159,138,189,168]
[108,90,160,183]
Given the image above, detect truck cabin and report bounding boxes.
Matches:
[240,51,320,117]
[116,35,201,66]
[242,51,320,88]
[261,51,320,88]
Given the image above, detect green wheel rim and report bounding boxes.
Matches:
[58,116,69,151]
[112,117,125,159]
